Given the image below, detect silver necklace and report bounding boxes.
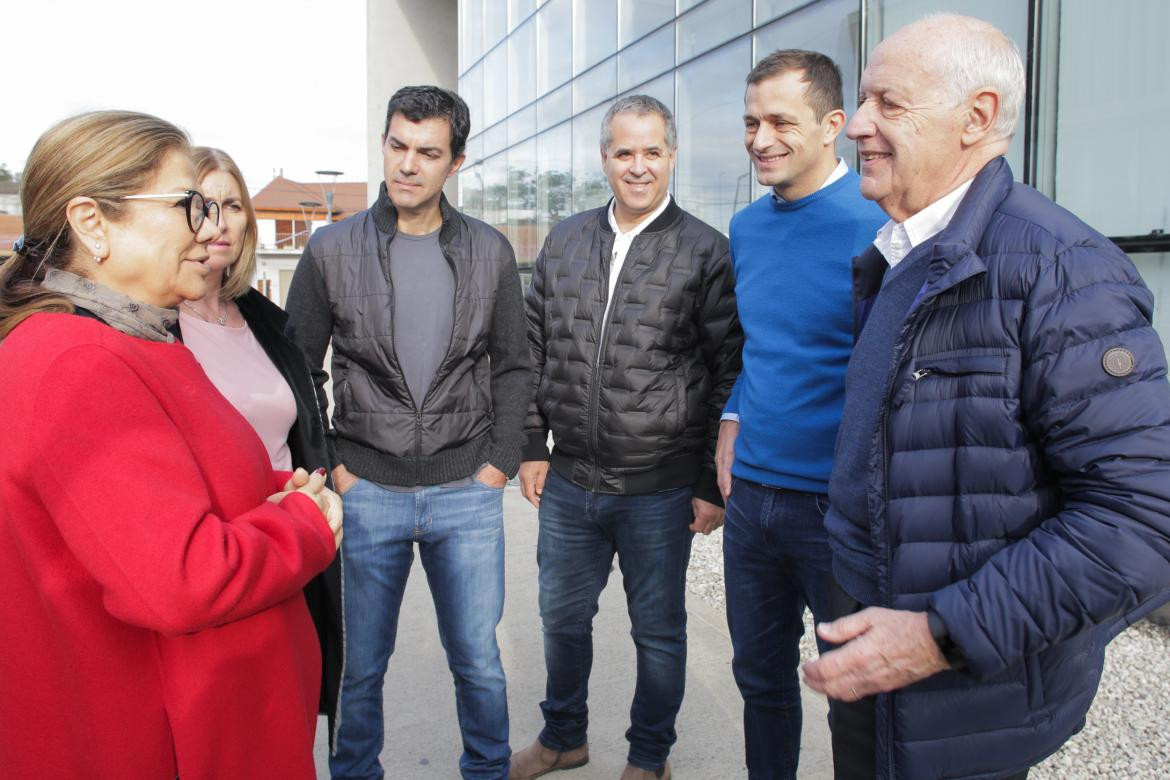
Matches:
[183,299,227,326]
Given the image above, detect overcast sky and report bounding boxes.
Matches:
[1,0,368,193]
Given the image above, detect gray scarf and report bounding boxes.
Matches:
[42,268,177,343]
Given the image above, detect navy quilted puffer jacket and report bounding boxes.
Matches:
[836,158,1170,778]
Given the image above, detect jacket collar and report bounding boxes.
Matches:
[371,181,462,248]
[853,157,1014,305]
[597,195,683,236]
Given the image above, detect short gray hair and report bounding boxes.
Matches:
[910,14,1026,140]
[600,95,678,150]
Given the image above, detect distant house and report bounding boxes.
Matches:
[0,214,22,260]
[250,176,368,306]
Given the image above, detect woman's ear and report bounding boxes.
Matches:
[65,196,108,262]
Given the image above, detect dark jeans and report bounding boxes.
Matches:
[535,468,694,772]
[330,479,509,780]
[723,477,834,780]
[826,579,1029,780]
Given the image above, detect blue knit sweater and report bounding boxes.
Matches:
[725,170,886,492]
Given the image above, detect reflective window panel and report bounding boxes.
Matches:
[508,17,536,114]
[537,0,573,96]
[483,153,509,235]
[620,0,674,47]
[537,83,573,131]
[1052,0,1168,238]
[573,56,618,114]
[677,0,752,64]
[676,38,753,234]
[573,0,618,75]
[537,122,574,239]
[459,163,484,220]
[618,23,674,93]
[483,43,509,129]
[573,103,612,213]
[508,139,539,267]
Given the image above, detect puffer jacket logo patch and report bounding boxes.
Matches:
[1103,346,1136,377]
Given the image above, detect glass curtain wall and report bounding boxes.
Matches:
[456,0,1170,330]
[463,0,867,266]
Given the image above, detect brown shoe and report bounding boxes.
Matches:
[619,760,671,779]
[508,740,590,779]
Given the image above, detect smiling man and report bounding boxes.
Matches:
[285,86,529,780]
[713,50,885,780]
[511,95,742,780]
[801,15,1170,779]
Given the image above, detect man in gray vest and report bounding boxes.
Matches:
[285,85,530,780]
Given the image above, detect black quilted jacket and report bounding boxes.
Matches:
[285,187,530,487]
[523,198,742,505]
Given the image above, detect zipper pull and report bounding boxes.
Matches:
[912,368,932,381]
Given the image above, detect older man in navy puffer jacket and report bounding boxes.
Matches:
[802,14,1170,780]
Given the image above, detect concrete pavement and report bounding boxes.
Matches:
[313,486,832,778]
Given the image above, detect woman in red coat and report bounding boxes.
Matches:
[0,110,343,780]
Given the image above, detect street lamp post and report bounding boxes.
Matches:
[297,201,321,248]
[316,169,343,224]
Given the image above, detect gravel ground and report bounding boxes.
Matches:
[685,528,1170,778]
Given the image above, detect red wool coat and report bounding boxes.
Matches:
[0,313,337,779]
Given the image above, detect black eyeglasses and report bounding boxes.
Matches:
[118,189,220,233]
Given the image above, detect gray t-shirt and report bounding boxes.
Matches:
[389,227,454,408]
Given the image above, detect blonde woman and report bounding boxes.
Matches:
[179,146,344,751]
[0,112,341,780]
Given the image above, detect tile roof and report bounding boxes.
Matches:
[251,177,368,218]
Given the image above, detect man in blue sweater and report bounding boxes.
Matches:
[715,50,886,779]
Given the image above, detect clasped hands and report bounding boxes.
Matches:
[268,467,344,550]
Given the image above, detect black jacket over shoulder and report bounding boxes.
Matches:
[523,198,742,505]
[284,186,531,485]
[235,288,344,754]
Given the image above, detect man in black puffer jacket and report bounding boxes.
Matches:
[802,16,1170,780]
[510,96,742,780]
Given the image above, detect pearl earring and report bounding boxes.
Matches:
[93,243,103,264]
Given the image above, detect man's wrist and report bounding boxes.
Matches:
[926,609,966,669]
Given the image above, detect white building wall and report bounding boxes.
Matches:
[366,0,459,203]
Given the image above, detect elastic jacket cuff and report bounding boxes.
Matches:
[692,469,723,508]
[486,437,523,478]
[522,430,551,462]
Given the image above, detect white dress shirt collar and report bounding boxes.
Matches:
[607,192,672,239]
[873,178,975,268]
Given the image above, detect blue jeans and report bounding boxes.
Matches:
[329,478,509,780]
[535,468,694,772]
[723,477,834,780]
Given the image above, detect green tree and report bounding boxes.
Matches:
[0,164,14,183]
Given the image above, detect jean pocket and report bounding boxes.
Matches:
[340,476,366,497]
[814,493,830,517]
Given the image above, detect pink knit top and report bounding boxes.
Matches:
[179,310,296,471]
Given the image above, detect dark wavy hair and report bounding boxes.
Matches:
[383,85,471,160]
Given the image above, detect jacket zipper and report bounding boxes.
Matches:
[587,230,639,491]
[878,288,939,780]
[586,234,612,491]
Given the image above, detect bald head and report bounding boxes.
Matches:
[846,14,1024,222]
[880,14,1025,140]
